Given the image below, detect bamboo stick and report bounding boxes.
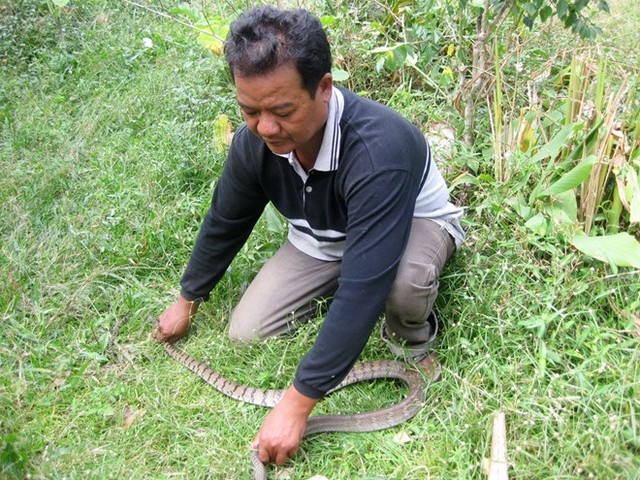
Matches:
[488,411,509,480]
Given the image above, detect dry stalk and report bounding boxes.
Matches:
[487,411,509,480]
[581,76,629,233]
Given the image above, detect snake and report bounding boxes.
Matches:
[162,341,433,480]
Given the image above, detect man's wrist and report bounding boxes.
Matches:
[178,293,200,315]
[283,384,318,417]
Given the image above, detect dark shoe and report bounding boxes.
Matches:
[381,311,439,361]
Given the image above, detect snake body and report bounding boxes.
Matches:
[163,341,428,479]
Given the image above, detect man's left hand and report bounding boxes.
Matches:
[253,385,318,465]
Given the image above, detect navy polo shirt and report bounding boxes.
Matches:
[180,87,463,398]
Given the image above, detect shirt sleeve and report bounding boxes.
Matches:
[293,168,421,398]
[180,131,269,302]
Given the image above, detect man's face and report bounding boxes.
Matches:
[234,64,332,159]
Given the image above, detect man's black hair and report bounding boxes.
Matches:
[224,6,332,98]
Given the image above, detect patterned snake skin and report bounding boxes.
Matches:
[163,341,429,479]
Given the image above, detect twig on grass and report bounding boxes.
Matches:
[121,0,225,41]
[106,316,130,359]
[487,411,509,480]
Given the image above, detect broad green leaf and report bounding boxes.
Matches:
[371,45,399,54]
[539,5,553,22]
[545,190,577,224]
[547,155,597,195]
[530,122,577,163]
[567,119,604,162]
[331,68,350,82]
[392,45,408,69]
[320,16,337,26]
[523,2,538,17]
[384,50,398,70]
[263,203,284,233]
[575,0,590,10]
[506,196,533,221]
[608,186,624,232]
[195,19,229,56]
[478,173,495,183]
[571,232,640,268]
[370,21,384,33]
[448,172,478,191]
[619,165,640,224]
[525,213,549,235]
[523,15,535,30]
[557,0,569,19]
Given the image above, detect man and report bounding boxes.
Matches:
[153,5,464,467]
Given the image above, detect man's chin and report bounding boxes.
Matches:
[266,143,293,155]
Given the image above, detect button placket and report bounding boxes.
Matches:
[303,172,314,210]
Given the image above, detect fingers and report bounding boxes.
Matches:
[152,322,183,343]
[152,301,193,343]
[150,313,170,342]
[258,443,270,464]
[253,386,313,466]
[275,447,295,466]
[151,320,179,344]
[150,323,169,342]
[253,439,297,466]
[252,437,272,465]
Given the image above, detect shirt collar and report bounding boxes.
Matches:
[312,86,344,172]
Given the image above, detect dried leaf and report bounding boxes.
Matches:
[393,431,412,444]
[212,114,234,154]
[122,405,144,430]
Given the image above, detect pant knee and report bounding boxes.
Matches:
[387,263,439,323]
[228,314,262,342]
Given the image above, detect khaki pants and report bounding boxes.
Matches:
[228,218,455,345]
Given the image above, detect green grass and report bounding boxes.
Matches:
[1,1,639,479]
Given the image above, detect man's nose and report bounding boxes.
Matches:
[256,113,280,137]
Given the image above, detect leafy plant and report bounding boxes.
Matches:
[358,0,457,96]
[45,0,70,42]
[167,4,229,55]
[456,0,611,146]
[503,54,640,268]
[46,0,69,9]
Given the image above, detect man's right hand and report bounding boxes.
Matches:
[152,294,199,343]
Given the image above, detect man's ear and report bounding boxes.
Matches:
[319,73,333,102]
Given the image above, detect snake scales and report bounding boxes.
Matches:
[163,341,430,480]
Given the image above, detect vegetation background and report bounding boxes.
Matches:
[1,0,638,479]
